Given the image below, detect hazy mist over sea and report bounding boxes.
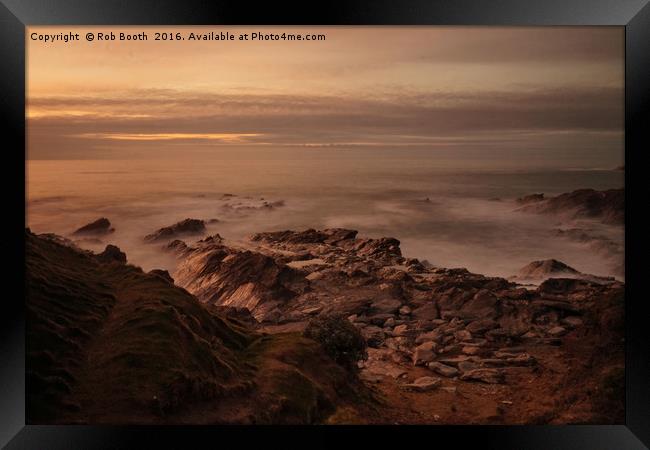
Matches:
[26,148,624,280]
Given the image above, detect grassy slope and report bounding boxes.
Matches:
[26,231,367,424]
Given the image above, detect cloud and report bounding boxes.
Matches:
[27,84,623,158]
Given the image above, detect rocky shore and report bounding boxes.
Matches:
[26,188,625,424]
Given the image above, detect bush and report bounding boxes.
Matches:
[303,314,367,371]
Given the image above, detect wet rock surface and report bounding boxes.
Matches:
[516,188,624,225]
[144,218,206,243]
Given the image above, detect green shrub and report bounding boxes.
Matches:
[303,314,367,371]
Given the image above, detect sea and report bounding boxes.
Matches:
[26,148,625,279]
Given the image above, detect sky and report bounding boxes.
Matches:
[27,26,624,164]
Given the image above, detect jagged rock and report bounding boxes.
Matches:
[96,245,126,264]
[513,259,578,280]
[460,368,505,384]
[150,269,174,283]
[511,259,615,285]
[415,329,443,345]
[174,242,307,322]
[165,239,189,254]
[144,219,206,243]
[73,218,114,236]
[413,342,437,365]
[393,324,409,337]
[516,188,624,225]
[428,362,459,378]
[323,228,358,244]
[402,376,441,392]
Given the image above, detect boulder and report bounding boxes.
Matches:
[73,218,114,236]
[402,376,441,392]
[428,362,459,378]
[96,244,126,264]
[415,329,442,345]
[150,269,174,283]
[144,219,206,242]
[413,342,437,365]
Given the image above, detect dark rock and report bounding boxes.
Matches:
[516,193,545,205]
[412,342,437,365]
[96,245,126,264]
[516,188,624,225]
[428,361,459,377]
[72,218,114,236]
[361,326,386,348]
[150,269,174,283]
[144,219,206,243]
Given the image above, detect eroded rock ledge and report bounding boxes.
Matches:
[168,227,624,402]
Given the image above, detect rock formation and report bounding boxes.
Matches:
[509,259,616,285]
[165,227,623,422]
[26,223,625,425]
[72,217,114,236]
[516,188,624,225]
[144,218,206,243]
[26,229,367,425]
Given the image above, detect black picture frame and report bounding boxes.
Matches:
[2,1,649,448]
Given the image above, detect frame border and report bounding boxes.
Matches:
[2,1,648,448]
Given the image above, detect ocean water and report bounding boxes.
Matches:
[26,149,624,279]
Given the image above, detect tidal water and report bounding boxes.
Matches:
[26,148,624,279]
